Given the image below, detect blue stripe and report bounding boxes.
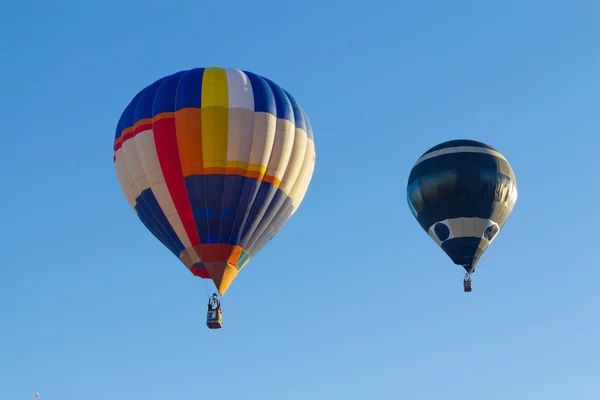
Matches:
[264,78,293,122]
[246,190,294,256]
[238,180,279,249]
[115,95,135,141]
[176,68,205,110]
[134,79,164,122]
[304,107,314,141]
[133,78,164,124]
[245,189,286,253]
[183,174,292,253]
[184,175,212,244]
[243,71,276,115]
[202,236,220,244]
[253,197,294,256]
[134,189,185,257]
[205,174,225,245]
[193,208,215,218]
[116,90,143,140]
[284,90,307,132]
[140,189,185,254]
[136,210,173,254]
[230,174,262,246]
[215,174,246,245]
[152,72,185,115]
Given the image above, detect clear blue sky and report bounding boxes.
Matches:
[1,0,599,399]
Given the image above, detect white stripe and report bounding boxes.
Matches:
[279,127,307,194]
[266,118,295,182]
[121,137,150,192]
[114,149,137,210]
[225,69,256,165]
[225,69,254,110]
[247,112,276,168]
[414,146,506,167]
[428,217,501,244]
[290,138,316,214]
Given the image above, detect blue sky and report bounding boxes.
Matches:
[1,0,599,399]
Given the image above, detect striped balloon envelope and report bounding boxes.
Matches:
[113,67,316,296]
[407,139,517,276]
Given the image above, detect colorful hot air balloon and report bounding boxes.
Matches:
[407,139,517,291]
[113,67,316,305]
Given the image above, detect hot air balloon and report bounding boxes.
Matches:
[407,139,517,292]
[113,67,316,327]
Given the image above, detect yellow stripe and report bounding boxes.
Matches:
[201,67,228,169]
[224,161,267,174]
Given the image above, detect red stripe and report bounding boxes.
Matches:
[116,122,153,151]
[133,122,153,135]
[152,117,201,246]
[122,131,134,142]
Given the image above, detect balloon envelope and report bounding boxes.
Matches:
[407,139,517,273]
[113,67,316,295]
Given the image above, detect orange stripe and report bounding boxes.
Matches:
[153,112,175,121]
[121,126,134,142]
[121,126,133,136]
[133,117,153,133]
[175,108,203,176]
[263,175,281,187]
